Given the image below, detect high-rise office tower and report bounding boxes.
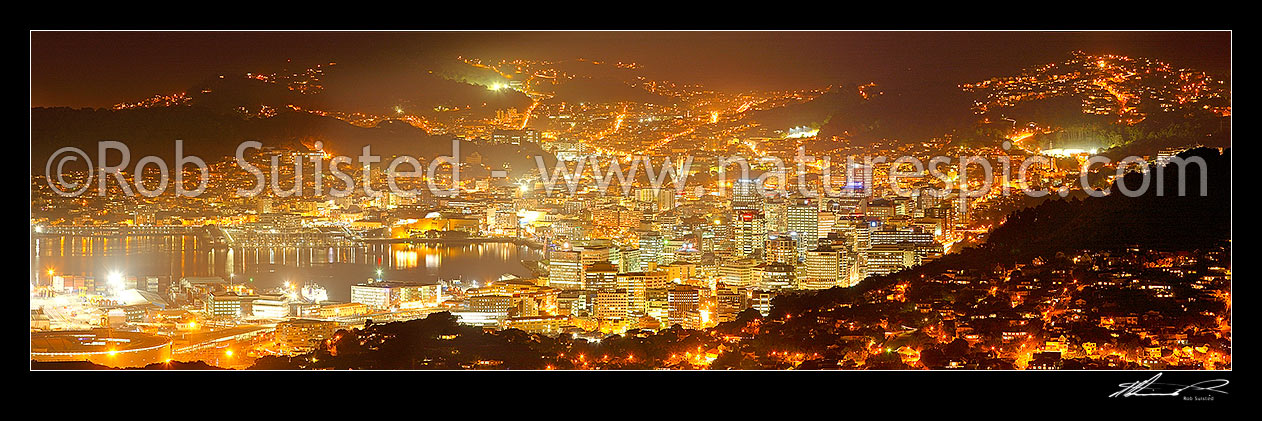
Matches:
[766,237,798,264]
[548,250,583,290]
[733,211,766,259]
[584,261,619,291]
[786,199,819,259]
[732,178,763,212]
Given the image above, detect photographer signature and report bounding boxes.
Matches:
[1110,373,1229,398]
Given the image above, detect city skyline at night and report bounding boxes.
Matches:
[29,30,1230,385]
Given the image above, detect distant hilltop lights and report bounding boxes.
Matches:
[1041,148,1101,157]
[784,126,819,139]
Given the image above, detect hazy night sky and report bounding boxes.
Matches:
[31,31,1230,108]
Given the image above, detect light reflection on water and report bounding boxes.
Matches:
[33,235,543,301]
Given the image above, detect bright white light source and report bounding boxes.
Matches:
[107,271,125,292]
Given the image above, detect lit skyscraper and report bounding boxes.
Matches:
[732,178,762,212]
[548,250,583,290]
[733,211,766,258]
[787,199,819,260]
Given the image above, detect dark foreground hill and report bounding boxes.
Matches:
[984,146,1229,259]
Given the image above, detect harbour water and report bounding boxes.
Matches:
[32,235,544,302]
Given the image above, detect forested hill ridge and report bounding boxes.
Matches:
[986,146,1229,259]
[773,146,1230,315]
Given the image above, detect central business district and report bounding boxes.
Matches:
[32,171,970,369]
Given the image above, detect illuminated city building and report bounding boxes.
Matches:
[467,282,560,318]
[803,247,842,290]
[618,247,642,273]
[866,243,920,277]
[719,258,758,288]
[595,288,630,321]
[276,319,338,354]
[490,128,539,145]
[207,292,255,319]
[351,281,442,311]
[871,228,942,263]
[732,178,763,212]
[557,290,591,317]
[548,250,583,290]
[786,199,819,259]
[252,293,291,318]
[715,284,749,323]
[763,199,788,233]
[584,261,619,291]
[656,263,695,284]
[759,262,796,291]
[750,290,776,316]
[637,231,664,270]
[667,285,702,330]
[502,315,573,335]
[766,236,798,264]
[616,271,668,314]
[308,302,370,319]
[733,211,766,258]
